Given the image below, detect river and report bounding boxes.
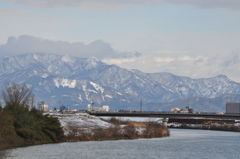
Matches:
[2,129,240,159]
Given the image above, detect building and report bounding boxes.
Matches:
[87,104,110,112]
[42,104,49,112]
[171,106,193,113]
[102,105,110,112]
[171,108,181,113]
[226,103,240,114]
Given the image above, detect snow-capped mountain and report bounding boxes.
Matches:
[1,53,240,111]
[131,70,240,99]
[26,76,139,110]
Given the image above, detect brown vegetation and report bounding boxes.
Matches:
[169,123,240,132]
[65,117,170,142]
[128,122,146,128]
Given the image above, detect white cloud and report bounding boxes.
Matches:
[103,53,240,82]
[155,50,190,54]
[154,57,174,62]
[103,58,137,64]
[177,55,194,61]
[113,32,240,59]
[0,35,113,58]
[0,35,140,59]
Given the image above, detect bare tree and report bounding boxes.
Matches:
[41,101,45,112]
[1,82,33,107]
[37,102,41,111]
[31,94,35,109]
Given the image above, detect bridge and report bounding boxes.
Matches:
[89,111,240,126]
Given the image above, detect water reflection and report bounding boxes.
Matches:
[1,129,240,159]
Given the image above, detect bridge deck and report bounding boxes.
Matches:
[89,112,240,120]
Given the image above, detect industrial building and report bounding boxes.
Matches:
[87,104,110,112]
[226,103,240,114]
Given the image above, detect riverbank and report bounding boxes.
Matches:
[168,123,240,132]
[56,113,170,142]
[0,113,169,152]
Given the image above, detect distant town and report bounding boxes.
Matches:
[41,102,240,115]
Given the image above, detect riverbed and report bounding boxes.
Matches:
[2,129,240,159]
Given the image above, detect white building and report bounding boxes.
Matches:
[43,104,49,112]
[171,106,193,113]
[87,104,110,112]
[102,105,110,112]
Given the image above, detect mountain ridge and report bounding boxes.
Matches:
[0,53,240,111]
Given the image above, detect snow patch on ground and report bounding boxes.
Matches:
[100,116,163,123]
[51,113,112,134]
[49,113,164,135]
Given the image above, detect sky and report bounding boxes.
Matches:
[1,0,240,82]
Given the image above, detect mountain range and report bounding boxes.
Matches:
[1,53,240,112]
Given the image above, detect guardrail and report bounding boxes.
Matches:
[89,110,239,115]
[89,111,240,119]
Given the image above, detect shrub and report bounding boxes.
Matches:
[123,125,138,139]
[0,82,65,150]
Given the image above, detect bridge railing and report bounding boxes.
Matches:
[91,110,219,114]
[89,110,240,116]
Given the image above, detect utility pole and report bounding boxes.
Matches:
[59,101,61,111]
[41,101,45,112]
[140,99,142,112]
[91,100,94,111]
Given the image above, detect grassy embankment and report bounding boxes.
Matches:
[0,106,64,151]
[0,111,169,151]
[0,82,64,151]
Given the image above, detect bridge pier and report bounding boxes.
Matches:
[162,118,168,127]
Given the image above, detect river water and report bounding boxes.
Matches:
[2,129,240,159]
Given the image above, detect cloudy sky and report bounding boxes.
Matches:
[1,0,240,82]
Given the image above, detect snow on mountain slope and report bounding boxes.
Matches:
[1,53,240,111]
[131,70,240,100]
[23,75,139,110]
